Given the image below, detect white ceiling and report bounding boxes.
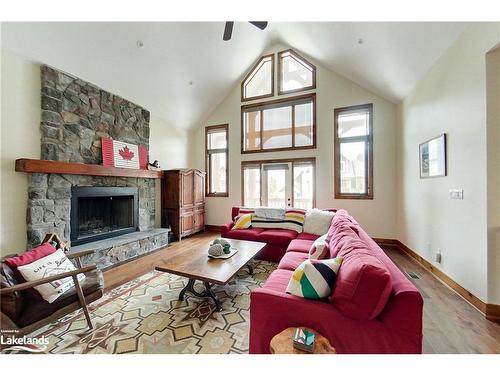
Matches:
[1,22,468,128]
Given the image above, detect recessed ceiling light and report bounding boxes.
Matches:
[136,40,144,48]
[188,81,194,86]
[358,38,364,45]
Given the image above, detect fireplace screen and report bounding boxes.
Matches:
[71,187,138,246]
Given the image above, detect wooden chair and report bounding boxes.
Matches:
[0,234,104,339]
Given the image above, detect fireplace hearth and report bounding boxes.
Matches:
[70,186,138,246]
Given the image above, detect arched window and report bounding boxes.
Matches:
[278,49,316,95]
[241,54,274,101]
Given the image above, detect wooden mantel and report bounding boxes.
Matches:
[15,159,163,179]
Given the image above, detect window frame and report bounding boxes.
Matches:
[241,157,316,208]
[240,93,317,154]
[334,103,374,200]
[278,49,317,95]
[205,124,229,197]
[241,54,275,102]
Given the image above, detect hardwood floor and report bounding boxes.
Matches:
[383,246,500,354]
[102,231,500,354]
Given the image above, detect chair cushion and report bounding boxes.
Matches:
[286,239,315,254]
[224,228,265,241]
[0,261,25,321]
[278,251,309,271]
[15,268,104,328]
[262,269,293,293]
[256,229,298,246]
[331,240,392,321]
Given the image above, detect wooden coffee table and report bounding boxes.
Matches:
[155,238,265,311]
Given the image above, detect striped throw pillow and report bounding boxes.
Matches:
[251,208,306,233]
[286,257,343,299]
[309,234,329,259]
[233,213,253,229]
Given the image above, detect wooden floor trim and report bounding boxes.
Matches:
[205,225,223,232]
[374,238,500,321]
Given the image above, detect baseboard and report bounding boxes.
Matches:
[205,225,223,232]
[374,237,500,321]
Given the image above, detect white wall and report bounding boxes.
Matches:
[192,43,398,239]
[486,46,500,304]
[0,49,190,255]
[0,48,41,255]
[397,24,500,303]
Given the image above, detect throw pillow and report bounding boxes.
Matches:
[309,234,329,259]
[4,242,58,282]
[286,257,343,299]
[17,249,86,303]
[233,213,253,229]
[303,209,336,235]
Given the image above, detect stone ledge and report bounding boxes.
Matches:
[69,228,170,270]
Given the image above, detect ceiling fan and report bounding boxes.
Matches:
[223,21,268,41]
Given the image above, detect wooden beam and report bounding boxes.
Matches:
[15,159,163,179]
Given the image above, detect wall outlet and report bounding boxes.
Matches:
[449,189,464,199]
[435,249,442,263]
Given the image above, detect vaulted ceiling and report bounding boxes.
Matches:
[1,22,468,128]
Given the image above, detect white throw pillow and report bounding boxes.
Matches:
[309,234,329,259]
[17,249,85,303]
[303,209,336,236]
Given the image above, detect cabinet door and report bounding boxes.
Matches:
[181,171,194,207]
[193,210,205,231]
[193,170,205,205]
[180,210,194,236]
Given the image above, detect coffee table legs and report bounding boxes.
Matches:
[246,263,253,275]
[178,278,222,311]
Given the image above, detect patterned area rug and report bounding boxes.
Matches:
[29,261,276,354]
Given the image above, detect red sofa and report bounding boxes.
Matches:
[222,207,423,354]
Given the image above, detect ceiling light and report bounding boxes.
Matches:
[188,81,194,86]
[358,38,364,45]
[136,40,144,48]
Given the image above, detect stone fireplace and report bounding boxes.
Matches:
[70,186,139,246]
[24,65,168,269]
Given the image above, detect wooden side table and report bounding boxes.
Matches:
[270,327,336,354]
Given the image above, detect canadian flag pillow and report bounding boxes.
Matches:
[17,249,85,303]
[309,234,329,260]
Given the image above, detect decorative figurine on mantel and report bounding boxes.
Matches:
[147,160,161,171]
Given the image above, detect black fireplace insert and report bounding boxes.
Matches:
[70,186,139,246]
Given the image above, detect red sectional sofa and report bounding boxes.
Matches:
[222,207,423,354]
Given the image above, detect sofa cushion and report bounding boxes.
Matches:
[252,209,306,233]
[286,239,314,254]
[331,241,392,320]
[224,228,265,241]
[15,268,104,328]
[327,225,360,259]
[278,251,309,271]
[296,232,320,241]
[262,269,293,293]
[286,257,343,299]
[233,213,253,229]
[257,229,298,246]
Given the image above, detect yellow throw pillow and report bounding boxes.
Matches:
[233,213,253,229]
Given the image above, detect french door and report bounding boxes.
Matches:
[242,158,315,209]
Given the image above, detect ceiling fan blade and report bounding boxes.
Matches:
[223,22,234,41]
[249,21,268,30]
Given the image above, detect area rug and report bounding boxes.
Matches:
[29,261,276,354]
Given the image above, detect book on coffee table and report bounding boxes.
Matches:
[292,328,316,353]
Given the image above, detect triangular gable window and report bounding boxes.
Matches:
[241,54,274,101]
[278,49,316,95]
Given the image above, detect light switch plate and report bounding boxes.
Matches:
[449,189,464,199]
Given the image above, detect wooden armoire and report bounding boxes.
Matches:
[161,169,206,240]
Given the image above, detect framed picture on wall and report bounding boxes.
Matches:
[419,133,447,178]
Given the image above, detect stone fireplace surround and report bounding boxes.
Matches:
[25,65,168,269]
